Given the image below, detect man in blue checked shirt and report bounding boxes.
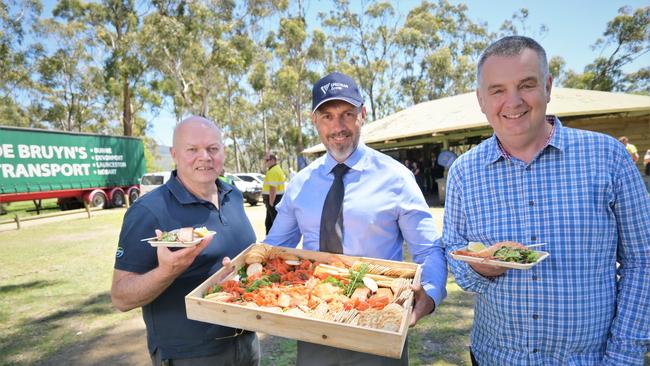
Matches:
[444,35,650,365]
[264,71,447,366]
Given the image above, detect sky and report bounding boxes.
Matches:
[41,0,649,147]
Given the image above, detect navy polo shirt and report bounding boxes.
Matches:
[114,170,256,359]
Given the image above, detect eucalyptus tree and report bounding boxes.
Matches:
[560,6,649,93]
[271,4,325,157]
[498,8,548,39]
[35,16,104,132]
[52,0,149,136]
[0,0,42,126]
[319,0,399,121]
[249,58,271,154]
[395,0,488,105]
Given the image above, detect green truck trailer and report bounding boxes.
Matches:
[0,126,145,210]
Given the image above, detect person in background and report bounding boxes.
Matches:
[218,168,234,185]
[618,136,639,162]
[111,116,260,366]
[429,151,445,200]
[264,71,447,366]
[444,36,650,365]
[262,153,286,234]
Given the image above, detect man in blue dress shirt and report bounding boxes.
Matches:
[111,116,259,366]
[444,36,650,365]
[264,72,448,366]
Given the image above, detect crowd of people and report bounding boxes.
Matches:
[111,36,649,366]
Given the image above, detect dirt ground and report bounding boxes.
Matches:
[31,202,445,366]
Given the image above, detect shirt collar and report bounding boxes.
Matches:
[322,142,369,174]
[166,170,232,205]
[486,115,562,166]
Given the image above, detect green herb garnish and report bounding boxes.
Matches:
[344,264,368,297]
[324,276,345,289]
[246,277,272,292]
[493,247,540,263]
[238,266,249,285]
[206,284,223,295]
[159,231,178,241]
[267,273,281,283]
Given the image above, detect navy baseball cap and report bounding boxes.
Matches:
[312,72,363,113]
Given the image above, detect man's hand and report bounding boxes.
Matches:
[468,262,507,277]
[156,234,213,279]
[111,234,214,312]
[409,283,435,327]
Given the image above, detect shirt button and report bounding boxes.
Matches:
[525,166,531,171]
[531,235,537,241]
[532,275,538,280]
[529,200,535,206]
[532,314,539,320]
[533,349,539,353]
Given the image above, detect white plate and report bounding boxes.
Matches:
[450,250,549,270]
[145,230,216,248]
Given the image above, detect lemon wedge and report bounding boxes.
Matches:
[467,242,486,252]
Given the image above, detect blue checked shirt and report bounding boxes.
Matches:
[264,142,447,306]
[444,118,650,365]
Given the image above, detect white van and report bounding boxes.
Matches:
[140,171,172,196]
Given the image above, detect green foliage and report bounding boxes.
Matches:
[557,6,649,93]
[143,137,161,172]
[1,0,647,172]
[396,0,487,106]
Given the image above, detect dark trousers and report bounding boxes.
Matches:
[296,340,408,366]
[263,194,282,234]
[150,331,259,366]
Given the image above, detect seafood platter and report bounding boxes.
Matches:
[185,243,421,358]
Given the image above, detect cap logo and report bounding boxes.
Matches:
[321,82,350,96]
[312,72,362,112]
[320,83,331,95]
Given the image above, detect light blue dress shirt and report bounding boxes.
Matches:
[264,143,447,306]
[444,118,650,365]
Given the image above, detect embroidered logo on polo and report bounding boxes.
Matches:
[115,246,124,258]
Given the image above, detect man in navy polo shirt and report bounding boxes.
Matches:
[111,116,259,366]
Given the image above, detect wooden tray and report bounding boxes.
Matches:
[185,243,421,359]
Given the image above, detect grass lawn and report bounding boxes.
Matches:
[0,210,140,365]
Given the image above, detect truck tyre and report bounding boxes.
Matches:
[129,189,140,203]
[90,191,107,208]
[111,190,125,208]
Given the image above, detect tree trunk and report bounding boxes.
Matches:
[296,91,303,154]
[261,89,268,154]
[122,76,133,136]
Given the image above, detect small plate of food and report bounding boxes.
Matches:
[450,241,549,270]
[142,226,215,247]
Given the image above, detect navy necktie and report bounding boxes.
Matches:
[319,164,350,253]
